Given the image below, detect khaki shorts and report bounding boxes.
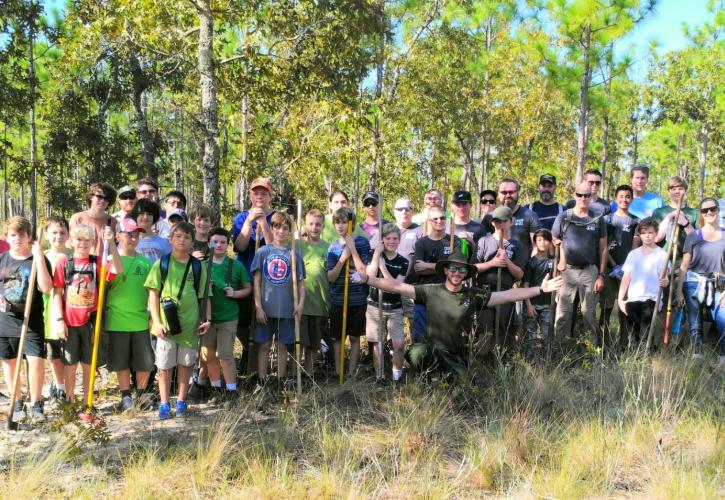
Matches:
[401,296,414,319]
[365,305,404,343]
[155,336,197,369]
[201,320,238,361]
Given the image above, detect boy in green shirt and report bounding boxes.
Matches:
[106,217,154,412]
[203,227,251,403]
[145,222,211,420]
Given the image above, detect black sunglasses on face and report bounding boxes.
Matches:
[363,201,378,207]
[119,194,135,200]
[575,193,592,198]
[700,206,719,215]
[92,193,108,201]
[480,199,496,205]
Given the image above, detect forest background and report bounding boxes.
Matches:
[1,0,723,229]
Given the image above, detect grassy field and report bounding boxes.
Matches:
[1,349,723,499]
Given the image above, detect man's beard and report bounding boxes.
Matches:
[540,191,553,202]
[504,196,518,208]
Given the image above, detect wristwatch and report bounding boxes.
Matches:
[598,272,605,277]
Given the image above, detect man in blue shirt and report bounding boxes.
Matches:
[611,165,664,219]
[527,174,565,231]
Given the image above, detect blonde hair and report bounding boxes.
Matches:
[70,223,95,241]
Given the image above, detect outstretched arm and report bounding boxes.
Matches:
[488,275,562,307]
[364,274,416,299]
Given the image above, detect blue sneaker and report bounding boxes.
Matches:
[175,400,188,417]
[158,402,172,420]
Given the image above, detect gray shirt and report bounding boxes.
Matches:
[251,244,305,318]
[475,235,527,289]
[510,205,541,259]
[683,230,725,275]
[552,210,607,267]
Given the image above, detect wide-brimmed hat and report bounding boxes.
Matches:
[435,249,477,280]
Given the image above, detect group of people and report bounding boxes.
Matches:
[0,166,722,424]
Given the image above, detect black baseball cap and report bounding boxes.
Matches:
[452,190,472,203]
[479,189,497,200]
[539,174,556,185]
[362,191,379,204]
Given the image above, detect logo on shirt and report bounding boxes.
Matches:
[586,224,596,232]
[263,253,291,285]
[514,219,524,226]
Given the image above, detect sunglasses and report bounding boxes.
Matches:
[119,194,136,200]
[499,190,516,196]
[363,201,378,207]
[480,199,496,205]
[587,180,602,185]
[395,206,412,212]
[430,216,446,222]
[446,264,468,274]
[92,193,109,201]
[700,206,719,215]
[138,189,157,195]
[575,193,592,198]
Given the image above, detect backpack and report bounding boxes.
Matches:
[64,255,98,289]
[560,209,604,239]
[159,254,202,297]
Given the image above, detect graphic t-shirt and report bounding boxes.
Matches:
[136,235,172,264]
[552,210,607,267]
[53,255,116,327]
[251,244,305,318]
[412,235,461,286]
[509,205,541,259]
[145,256,209,349]
[210,256,249,322]
[368,253,409,309]
[0,252,51,338]
[105,254,151,332]
[301,239,331,317]
[606,213,640,266]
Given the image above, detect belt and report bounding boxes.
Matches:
[566,263,593,270]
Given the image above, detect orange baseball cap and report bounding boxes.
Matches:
[250,177,273,192]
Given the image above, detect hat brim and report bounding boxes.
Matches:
[435,258,477,280]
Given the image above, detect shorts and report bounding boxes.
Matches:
[63,323,107,366]
[154,335,197,369]
[254,317,295,345]
[107,331,155,372]
[401,296,414,319]
[365,305,404,343]
[46,339,63,360]
[0,334,45,360]
[238,295,254,328]
[201,320,238,360]
[601,275,620,309]
[301,315,328,349]
[330,304,366,340]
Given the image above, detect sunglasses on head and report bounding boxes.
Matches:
[700,206,719,215]
[480,199,496,205]
[575,192,592,198]
[446,263,468,274]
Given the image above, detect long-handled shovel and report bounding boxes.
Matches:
[546,243,560,362]
[247,224,262,375]
[495,229,503,347]
[377,193,385,381]
[5,229,41,431]
[291,201,303,397]
[663,220,682,347]
[339,221,352,385]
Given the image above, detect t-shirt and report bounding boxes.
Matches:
[43,251,69,340]
[527,201,564,231]
[606,213,640,266]
[368,253,409,309]
[69,211,118,257]
[145,256,209,349]
[682,230,725,276]
[326,236,371,306]
[321,214,367,244]
[0,252,51,338]
[251,244,305,318]
[565,197,611,216]
[510,205,541,259]
[411,235,461,286]
[652,205,700,256]
[615,192,664,220]
[105,254,151,332]
[475,235,527,289]
[622,247,668,302]
[136,235,172,264]
[53,254,116,327]
[369,224,422,261]
[210,256,249,322]
[552,210,607,267]
[414,284,491,356]
[523,256,554,306]
[360,219,390,240]
[231,210,276,273]
[301,239,331,317]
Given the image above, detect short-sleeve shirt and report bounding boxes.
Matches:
[368,253,409,309]
[565,197,611,217]
[360,219,390,240]
[528,201,564,231]
[475,235,527,289]
[105,254,151,332]
[0,252,51,338]
[53,255,116,327]
[414,284,491,356]
[682,230,725,276]
[0,240,9,254]
[69,211,118,257]
[251,244,305,319]
[301,239,331,317]
[145,256,209,348]
[510,205,541,259]
[412,235,461,286]
[606,213,640,266]
[43,251,70,340]
[210,256,249,322]
[523,256,554,306]
[136,235,172,264]
[619,192,664,219]
[621,247,668,302]
[231,210,276,273]
[552,210,607,267]
[652,206,700,256]
[326,236,371,306]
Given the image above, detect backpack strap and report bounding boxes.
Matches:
[159,254,170,295]
[190,256,201,296]
[160,254,200,299]
[64,256,75,289]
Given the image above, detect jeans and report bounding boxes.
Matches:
[412,304,428,342]
[524,304,551,340]
[683,281,725,353]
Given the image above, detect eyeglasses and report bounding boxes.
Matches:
[446,264,468,274]
[700,206,719,215]
[480,199,496,205]
[138,189,157,195]
[363,201,378,207]
[499,190,517,196]
[587,180,602,185]
[395,206,412,212]
[92,193,108,201]
[430,216,446,222]
[574,193,592,198]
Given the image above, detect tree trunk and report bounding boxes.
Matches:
[237,93,248,209]
[197,0,220,211]
[372,0,385,189]
[698,124,708,200]
[28,15,37,232]
[575,25,592,185]
[129,52,157,180]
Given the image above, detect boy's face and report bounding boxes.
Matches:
[209,235,228,256]
[615,190,633,210]
[250,187,272,209]
[170,230,193,251]
[272,223,290,244]
[452,201,471,219]
[71,236,93,256]
[306,215,323,239]
[117,231,140,251]
[193,216,211,235]
[639,227,656,246]
[333,219,349,236]
[491,218,512,232]
[329,194,349,212]
[668,185,686,203]
[137,184,158,201]
[534,235,551,253]
[46,223,69,249]
[136,211,154,230]
[382,232,400,253]
[6,229,31,252]
[165,196,184,211]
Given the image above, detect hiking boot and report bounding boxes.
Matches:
[119,395,134,412]
[30,401,46,423]
[175,400,188,417]
[12,400,26,423]
[158,402,172,420]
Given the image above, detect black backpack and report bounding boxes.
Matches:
[159,254,202,297]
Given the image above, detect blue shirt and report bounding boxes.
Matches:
[231,210,276,273]
[527,201,564,231]
[612,192,664,220]
[326,236,371,306]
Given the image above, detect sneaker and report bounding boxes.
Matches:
[119,395,134,412]
[175,400,188,417]
[30,401,46,423]
[158,402,172,420]
[12,400,26,423]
